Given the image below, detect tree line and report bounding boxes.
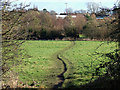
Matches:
[10,10,86,40]
[3,8,117,41]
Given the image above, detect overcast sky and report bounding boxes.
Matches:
[11,0,116,13]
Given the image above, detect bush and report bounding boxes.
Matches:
[82,18,110,40]
[64,26,79,38]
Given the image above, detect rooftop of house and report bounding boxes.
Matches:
[56,15,77,19]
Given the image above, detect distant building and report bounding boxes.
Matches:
[56,14,76,19]
[96,16,104,19]
[96,15,110,20]
[56,15,67,19]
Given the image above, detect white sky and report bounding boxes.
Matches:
[9,0,116,13]
[12,0,116,3]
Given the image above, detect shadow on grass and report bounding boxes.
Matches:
[2,76,120,90]
[62,75,120,90]
[2,88,37,90]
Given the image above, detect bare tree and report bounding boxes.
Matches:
[87,2,100,13]
[65,8,73,14]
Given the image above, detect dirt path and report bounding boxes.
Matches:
[53,41,75,89]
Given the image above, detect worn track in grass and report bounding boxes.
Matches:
[53,41,75,89]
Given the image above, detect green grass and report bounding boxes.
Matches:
[61,41,117,88]
[79,34,86,38]
[12,40,117,88]
[14,40,71,88]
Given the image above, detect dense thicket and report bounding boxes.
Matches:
[17,11,86,40]
[7,10,115,40]
[82,14,115,40]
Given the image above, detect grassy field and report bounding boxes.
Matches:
[14,40,71,88]
[61,41,116,88]
[12,40,116,88]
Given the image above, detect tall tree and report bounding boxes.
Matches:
[87,2,100,13]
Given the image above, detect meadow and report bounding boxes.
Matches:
[62,41,116,88]
[14,40,71,88]
[13,40,116,88]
